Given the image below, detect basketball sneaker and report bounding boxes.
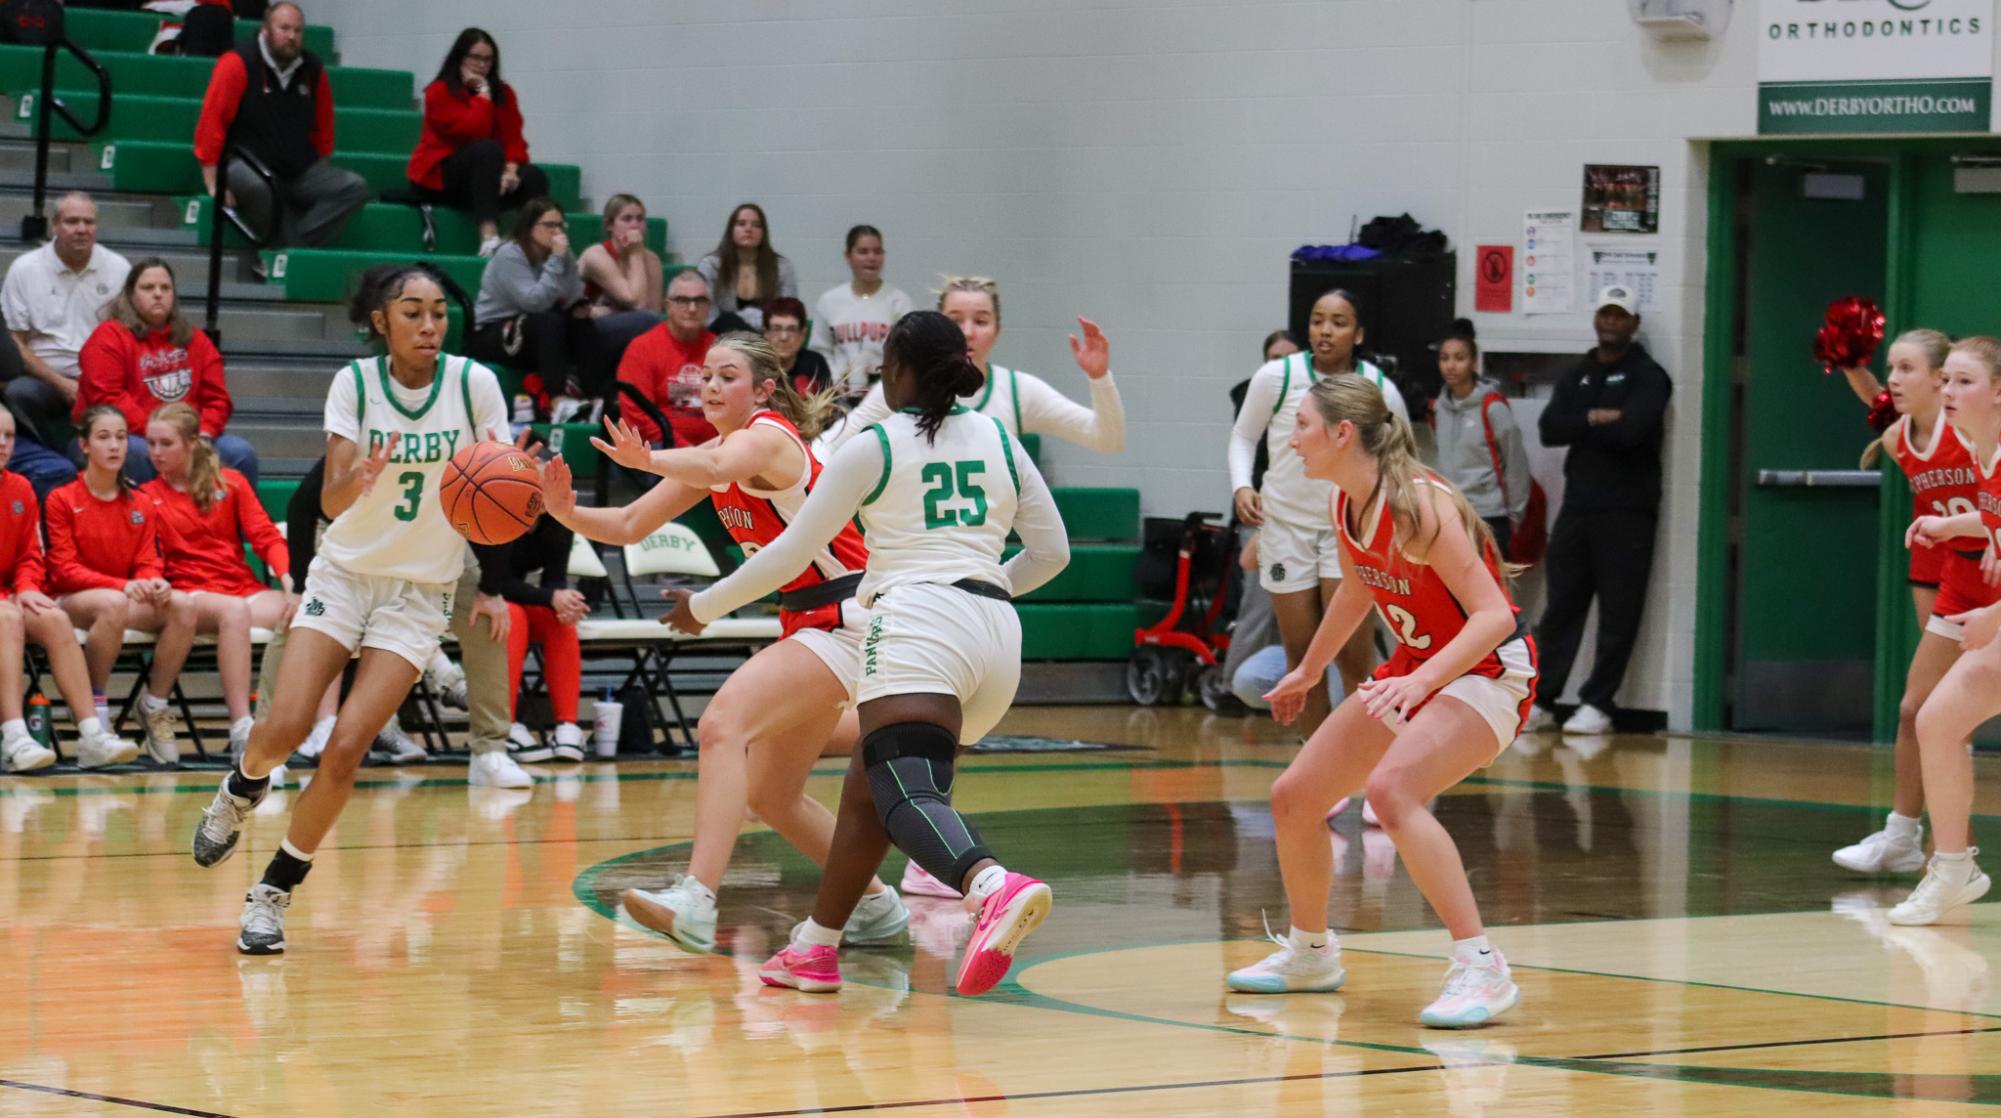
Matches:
[373,718,427,765]
[508,722,553,763]
[1,727,54,772]
[956,873,1052,996]
[290,716,333,767]
[1523,706,1557,734]
[76,721,140,769]
[1226,929,1347,994]
[1560,704,1613,736]
[1834,818,1927,875]
[237,883,290,955]
[138,694,180,765]
[551,723,586,763]
[468,749,533,789]
[191,775,267,867]
[1888,850,1992,926]
[901,861,963,899]
[622,875,717,952]
[760,943,841,992]
[1420,952,1518,1028]
[793,887,910,947]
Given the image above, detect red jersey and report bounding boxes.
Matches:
[1890,415,1982,584]
[616,322,716,448]
[1335,475,1521,681]
[0,471,45,598]
[141,469,287,598]
[709,410,868,637]
[45,478,163,593]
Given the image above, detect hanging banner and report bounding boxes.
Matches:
[1758,0,1995,134]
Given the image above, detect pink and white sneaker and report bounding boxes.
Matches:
[955,873,1052,996]
[760,944,841,993]
[901,861,964,900]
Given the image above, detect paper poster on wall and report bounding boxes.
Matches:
[1521,210,1575,315]
[1758,0,1995,134]
[1585,247,1661,313]
[1475,245,1513,313]
[1581,165,1660,233]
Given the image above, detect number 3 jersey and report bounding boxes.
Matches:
[708,409,869,636]
[320,355,509,585]
[852,407,1033,607]
[1335,474,1522,680]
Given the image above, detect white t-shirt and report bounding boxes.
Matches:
[1228,355,1407,527]
[319,354,510,585]
[808,282,913,400]
[1,243,131,378]
[690,406,1070,621]
[816,364,1126,459]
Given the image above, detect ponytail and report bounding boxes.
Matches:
[884,310,983,444]
[152,402,223,512]
[709,330,840,442]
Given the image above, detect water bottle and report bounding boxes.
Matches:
[25,693,52,751]
[592,687,623,760]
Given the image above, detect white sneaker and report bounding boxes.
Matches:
[509,722,553,763]
[228,719,254,764]
[794,887,911,947]
[1888,851,1993,926]
[1227,929,1347,994]
[622,874,718,952]
[900,860,963,899]
[374,719,427,765]
[477,235,503,258]
[76,722,140,769]
[468,749,533,789]
[551,723,586,763]
[1420,952,1519,1028]
[1833,820,1927,875]
[139,696,180,765]
[1560,704,1613,735]
[1,730,55,773]
[1523,706,1557,734]
[295,716,334,763]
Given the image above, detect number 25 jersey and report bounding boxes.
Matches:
[851,407,1031,608]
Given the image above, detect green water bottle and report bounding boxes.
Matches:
[25,692,52,750]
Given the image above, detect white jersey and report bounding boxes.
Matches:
[319,354,510,584]
[808,282,913,399]
[1230,355,1406,527]
[817,363,1126,458]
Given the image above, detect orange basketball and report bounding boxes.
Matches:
[439,441,544,545]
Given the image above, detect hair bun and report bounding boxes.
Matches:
[954,354,986,396]
[1451,318,1476,338]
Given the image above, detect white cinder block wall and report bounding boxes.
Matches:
[324,0,1766,728]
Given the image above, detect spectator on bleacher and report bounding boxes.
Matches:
[577,194,663,316]
[140,402,290,761]
[0,403,139,773]
[695,203,795,332]
[48,406,197,767]
[469,197,588,402]
[763,297,831,396]
[75,258,258,485]
[616,270,717,448]
[407,28,551,258]
[0,192,129,497]
[193,2,370,250]
[809,224,910,402]
[494,514,586,763]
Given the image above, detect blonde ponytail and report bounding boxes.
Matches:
[710,331,839,442]
[151,402,224,512]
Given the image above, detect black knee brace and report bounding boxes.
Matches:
[862,721,992,891]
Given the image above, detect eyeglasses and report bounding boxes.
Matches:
[465,51,495,64]
[766,324,802,336]
[668,295,712,307]
[535,218,567,229]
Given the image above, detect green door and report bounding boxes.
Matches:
[1729,159,1889,733]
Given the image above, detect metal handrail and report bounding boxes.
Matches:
[203,144,279,344]
[21,38,112,241]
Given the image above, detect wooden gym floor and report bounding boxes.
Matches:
[2,706,1998,1116]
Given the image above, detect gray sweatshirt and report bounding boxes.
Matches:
[1429,377,1531,522]
[474,241,583,327]
[695,251,798,331]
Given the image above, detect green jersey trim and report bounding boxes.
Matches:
[377,354,447,421]
[970,365,997,412]
[861,424,892,506]
[991,416,1020,497]
[1008,366,1023,433]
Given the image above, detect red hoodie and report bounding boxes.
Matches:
[407,79,530,192]
[45,479,163,593]
[0,471,45,598]
[141,469,286,598]
[74,321,234,437]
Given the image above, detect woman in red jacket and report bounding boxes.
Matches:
[142,402,293,762]
[406,28,551,257]
[49,406,199,766]
[75,258,258,485]
[0,404,139,772]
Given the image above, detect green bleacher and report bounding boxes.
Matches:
[34,10,1150,668]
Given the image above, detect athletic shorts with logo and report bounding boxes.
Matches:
[290,555,455,671]
[1258,514,1342,594]
[858,582,1019,744]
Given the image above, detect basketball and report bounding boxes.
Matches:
[438,441,544,545]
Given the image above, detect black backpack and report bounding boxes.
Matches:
[0,0,62,46]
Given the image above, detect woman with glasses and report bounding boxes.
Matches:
[407,28,552,257]
[763,297,833,396]
[468,197,591,407]
[615,270,719,446]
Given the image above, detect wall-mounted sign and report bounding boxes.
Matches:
[1758,0,1995,134]
[1582,165,1661,233]
[1522,210,1576,315]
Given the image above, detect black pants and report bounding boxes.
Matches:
[1533,506,1657,712]
[1482,515,1513,561]
[414,140,551,228]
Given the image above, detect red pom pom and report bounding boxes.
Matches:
[1813,296,1887,374]
[1866,390,1897,434]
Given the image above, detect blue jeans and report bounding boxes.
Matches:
[8,433,76,500]
[111,432,260,486]
[1231,644,1345,712]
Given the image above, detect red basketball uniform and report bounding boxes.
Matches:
[1335,475,1536,726]
[1941,443,2001,625]
[1890,415,1980,586]
[708,409,869,638]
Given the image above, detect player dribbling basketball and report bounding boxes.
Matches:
[190,264,514,955]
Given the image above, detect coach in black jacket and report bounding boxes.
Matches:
[1528,284,1672,735]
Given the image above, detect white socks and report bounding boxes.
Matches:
[78,716,104,736]
[1453,935,1496,965]
[1885,811,1923,840]
[965,864,1008,910]
[1289,926,1331,953]
[280,838,314,864]
[794,917,842,949]
[1,718,27,742]
[231,715,254,737]
[140,692,168,714]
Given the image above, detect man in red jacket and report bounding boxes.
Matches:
[194,2,368,249]
[616,270,717,448]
